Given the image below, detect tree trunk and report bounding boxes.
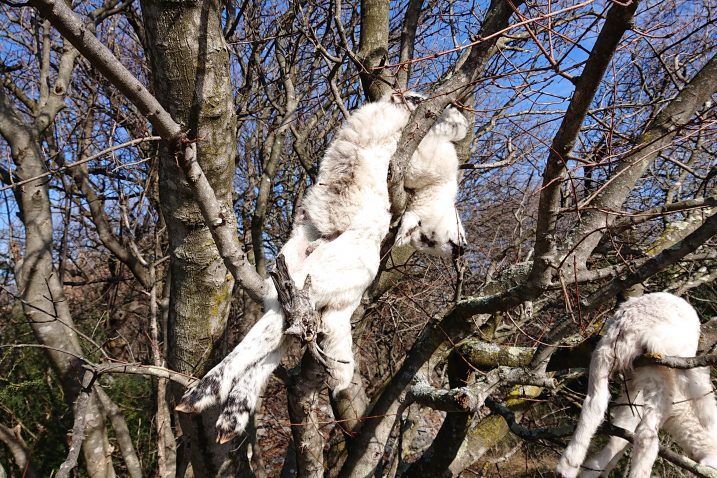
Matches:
[0,88,115,477]
[358,0,391,101]
[139,0,239,473]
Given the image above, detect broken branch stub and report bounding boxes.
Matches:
[270,254,319,343]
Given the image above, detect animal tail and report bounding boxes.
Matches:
[557,308,642,477]
[684,366,717,435]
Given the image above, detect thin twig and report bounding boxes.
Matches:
[0,136,160,192]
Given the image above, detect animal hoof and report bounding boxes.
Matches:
[175,402,193,413]
[216,431,237,444]
[215,408,249,444]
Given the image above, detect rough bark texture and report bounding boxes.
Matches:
[403,350,474,477]
[358,0,391,101]
[29,0,266,301]
[139,0,238,473]
[287,353,326,478]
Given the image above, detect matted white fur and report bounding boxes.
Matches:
[556,292,717,478]
[177,91,469,441]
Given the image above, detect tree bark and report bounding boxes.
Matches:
[402,350,474,477]
[0,423,38,478]
[139,0,239,473]
[358,0,391,101]
[287,353,326,478]
[395,0,424,90]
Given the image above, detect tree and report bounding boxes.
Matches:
[1,0,716,476]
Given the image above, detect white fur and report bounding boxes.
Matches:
[556,293,717,478]
[398,93,468,256]
[178,91,470,440]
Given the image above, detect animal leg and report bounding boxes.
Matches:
[177,305,285,413]
[628,372,672,478]
[683,366,717,435]
[662,400,717,468]
[557,344,614,478]
[214,337,289,443]
[580,386,643,477]
[318,305,358,396]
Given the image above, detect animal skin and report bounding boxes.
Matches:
[556,292,717,478]
[176,91,469,442]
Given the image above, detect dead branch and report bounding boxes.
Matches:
[90,362,194,388]
[270,255,318,343]
[407,367,556,413]
[634,352,717,370]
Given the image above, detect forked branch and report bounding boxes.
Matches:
[269,254,334,368]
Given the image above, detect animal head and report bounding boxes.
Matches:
[387,90,426,110]
[395,184,467,258]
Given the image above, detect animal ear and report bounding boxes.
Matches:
[395,211,420,247]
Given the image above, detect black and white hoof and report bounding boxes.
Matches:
[176,369,224,414]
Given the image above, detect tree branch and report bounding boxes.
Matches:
[56,370,95,478]
[531,213,717,370]
[357,0,391,101]
[585,212,717,306]
[529,0,638,288]
[0,423,38,478]
[287,352,326,478]
[28,0,267,301]
[634,352,717,370]
[407,367,556,413]
[566,53,717,267]
[387,0,524,217]
[270,255,319,345]
[95,388,142,478]
[395,0,423,90]
[90,362,194,388]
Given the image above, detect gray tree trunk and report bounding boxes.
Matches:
[358,0,391,101]
[139,0,240,474]
[0,88,116,477]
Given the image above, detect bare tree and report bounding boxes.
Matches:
[1,0,716,476]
